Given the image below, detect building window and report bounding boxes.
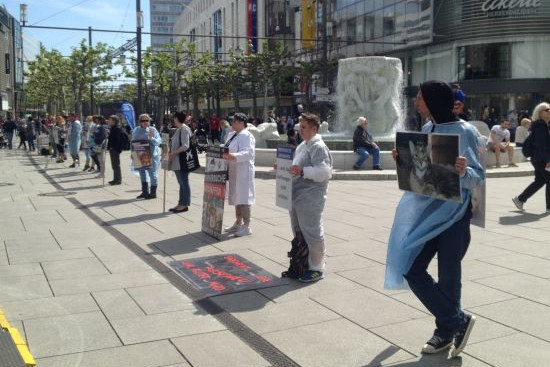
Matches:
[213,10,223,60]
[462,43,510,80]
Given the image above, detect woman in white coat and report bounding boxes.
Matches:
[223,112,256,237]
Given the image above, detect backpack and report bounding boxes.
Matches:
[521,132,534,158]
[120,131,130,151]
[281,230,309,279]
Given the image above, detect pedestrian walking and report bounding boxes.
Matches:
[17,120,27,150]
[91,116,107,176]
[223,112,256,237]
[385,80,485,357]
[3,118,17,149]
[81,116,94,171]
[133,114,161,198]
[288,112,333,282]
[512,102,550,213]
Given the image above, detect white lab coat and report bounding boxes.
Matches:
[226,129,256,205]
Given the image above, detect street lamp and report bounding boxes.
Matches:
[20,4,27,26]
[136,1,144,116]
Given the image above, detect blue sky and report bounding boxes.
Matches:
[4,0,151,56]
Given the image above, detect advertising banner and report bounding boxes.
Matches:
[130,140,152,170]
[161,133,170,170]
[276,146,294,210]
[471,136,487,228]
[120,101,136,130]
[202,146,228,239]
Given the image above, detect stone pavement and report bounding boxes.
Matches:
[1,148,549,367]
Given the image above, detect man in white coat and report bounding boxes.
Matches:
[223,113,256,237]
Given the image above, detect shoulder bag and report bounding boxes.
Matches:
[179,127,200,172]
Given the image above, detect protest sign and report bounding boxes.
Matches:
[276,146,294,210]
[202,146,228,239]
[396,132,462,202]
[130,139,152,170]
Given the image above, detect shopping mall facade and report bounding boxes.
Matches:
[174,0,550,121]
[328,0,550,121]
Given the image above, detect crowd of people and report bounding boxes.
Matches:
[1,80,549,359]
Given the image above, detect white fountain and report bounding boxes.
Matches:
[334,56,404,143]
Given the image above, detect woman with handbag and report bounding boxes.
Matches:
[168,112,194,213]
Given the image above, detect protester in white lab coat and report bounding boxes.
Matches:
[223,112,256,237]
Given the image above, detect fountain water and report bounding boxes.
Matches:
[334,56,404,146]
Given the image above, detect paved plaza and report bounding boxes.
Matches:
[1,148,549,367]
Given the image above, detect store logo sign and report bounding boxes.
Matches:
[481,0,542,17]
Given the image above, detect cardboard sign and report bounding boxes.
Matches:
[202,146,228,239]
[130,140,152,170]
[169,254,288,296]
[396,132,462,202]
[471,136,487,228]
[161,133,170,170]
[276,146,294,210]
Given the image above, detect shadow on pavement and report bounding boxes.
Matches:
[365,346,462,367]
[499,211,549,225]
[79,198,138,209]
[104,212,170,226]
[148,231,226,257]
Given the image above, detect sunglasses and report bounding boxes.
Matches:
[139,119,149,122]
[544,109,550,112]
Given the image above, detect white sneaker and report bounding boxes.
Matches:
[234,226,252,237]
[224,223,242,233]
[512,197,524,211]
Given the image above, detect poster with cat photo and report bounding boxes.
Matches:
[396,132,462,202]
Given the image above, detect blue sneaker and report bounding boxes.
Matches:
[299,270,324,283]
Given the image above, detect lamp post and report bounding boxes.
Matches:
[136,0,143,116]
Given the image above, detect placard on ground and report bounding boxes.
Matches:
[169,254,289,297]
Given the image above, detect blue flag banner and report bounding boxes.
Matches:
[120,101,136,130]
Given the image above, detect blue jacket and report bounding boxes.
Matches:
[384,121,485,289]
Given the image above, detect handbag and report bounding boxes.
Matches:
[178,128,200,172]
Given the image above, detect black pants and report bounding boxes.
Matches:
[518,160,550,209]
[109,149,121,183]
[91,153,101,170]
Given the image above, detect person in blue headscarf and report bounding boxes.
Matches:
[385,80,484,358]
[132,113,161,199]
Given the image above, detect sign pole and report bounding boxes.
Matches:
[163,167,167,213]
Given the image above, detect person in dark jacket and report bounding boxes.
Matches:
[3,118,17,149]
[107,115,124,185]
[513,102,550,212]
[352,116,382,170]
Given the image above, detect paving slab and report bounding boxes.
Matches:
[49,270,168,296]
[466,333,550,367]
[110,310,225,345]
[41,257,111,280]
[213,291,341,334]
[0,274,53,302]
[171,330,270,367]
[312,287,427,329]
[125,283,194,314]
[1,294,98,321]
[477,253,550,278]
[469,298,550,341]
[7,247,94,264]
[36,340,187,367]
[91,289,145,320]
[264,318,414,367]
[24,311,122,358]
[474,273,550,306]
[0,263,43,278]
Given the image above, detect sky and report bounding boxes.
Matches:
[3,0,152,84]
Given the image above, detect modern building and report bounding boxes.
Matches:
[150,0,192,51]
[326,0,550,121]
